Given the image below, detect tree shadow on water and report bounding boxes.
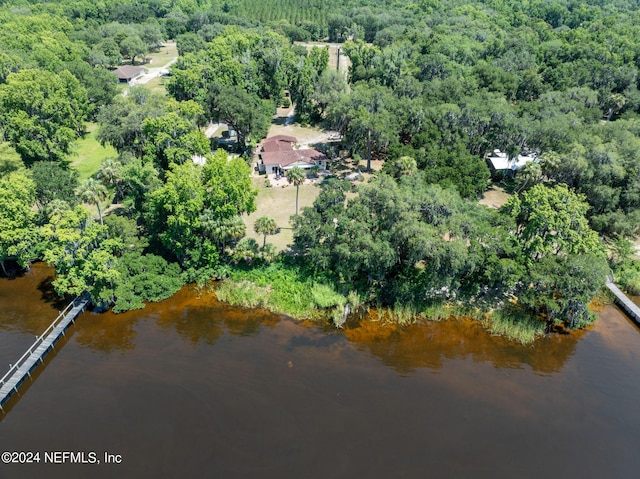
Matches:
[37,275,68,310]
[0,260,27,280]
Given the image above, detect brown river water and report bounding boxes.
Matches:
[1,263,639,478]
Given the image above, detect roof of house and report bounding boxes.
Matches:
[487,150,536,171]
[112,65,145,80]
[265,134,297,143]
[262,135,297,152]
[260,148,327,167]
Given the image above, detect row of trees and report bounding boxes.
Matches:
[292,175,607,330]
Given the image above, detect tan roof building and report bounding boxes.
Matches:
[112,65,144,83]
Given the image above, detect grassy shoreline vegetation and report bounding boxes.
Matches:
[214,262,348,320]
[3,0,640,344]
[214,263,554,344]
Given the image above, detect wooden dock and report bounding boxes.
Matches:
[0,296,89,410]
[606,281,640,326]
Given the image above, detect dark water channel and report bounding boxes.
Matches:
[1,264,640,478]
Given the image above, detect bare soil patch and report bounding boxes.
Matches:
[479,185,511,209]
[266,107,338,146]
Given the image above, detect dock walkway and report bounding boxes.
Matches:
[606,281,640,326]
[0,296,89,409]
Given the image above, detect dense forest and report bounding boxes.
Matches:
[1,0,640,341]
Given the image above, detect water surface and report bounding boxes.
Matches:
[1,265,639,478]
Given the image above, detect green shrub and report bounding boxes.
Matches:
[616,260,640,295]
[113,253,184,313]
[215,280,270,308]
[311,283,345,309]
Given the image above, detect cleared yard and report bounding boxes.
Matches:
[243,175,321,252]
[144,42,178,68]
[479,185,511,209]
[267,106,336,145]
[69,124,117,180]
[144,75,169,95]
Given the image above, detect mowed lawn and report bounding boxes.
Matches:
[69,123,117,180]
[144,75,169,95]
[144,42,178,68]
[243,176,321,252]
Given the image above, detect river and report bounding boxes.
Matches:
[1,264,639,478]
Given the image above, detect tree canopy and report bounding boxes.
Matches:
[145,150,256,281]
[0,70,88,165]
[0,172,37,274]
[0,0,630,327]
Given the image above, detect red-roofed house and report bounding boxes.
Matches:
[261,135,297,152]
[258,136,329,175]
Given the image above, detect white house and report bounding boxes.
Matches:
[487,150,537,175]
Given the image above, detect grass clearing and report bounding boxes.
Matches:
[293,42,351,74]
[479,185,511,209]
[243,175,321,252]
[267,115,334,145]
[69,123,117,180]
[144,75,168,95]
[144,42,178,68]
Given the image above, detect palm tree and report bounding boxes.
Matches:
[45,199,71,220]
[201,212,246,251]
[97,158,124,200]
[254,216,277,247]
[286,166,306,215]
[394,155,417,177]
[75,178,109,225]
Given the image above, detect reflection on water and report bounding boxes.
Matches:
[0,264,589,375]
[345,311,586,375]
[0,263,66,335]
[1,265,640,478]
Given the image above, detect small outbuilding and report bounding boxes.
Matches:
[112,65,145,83]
